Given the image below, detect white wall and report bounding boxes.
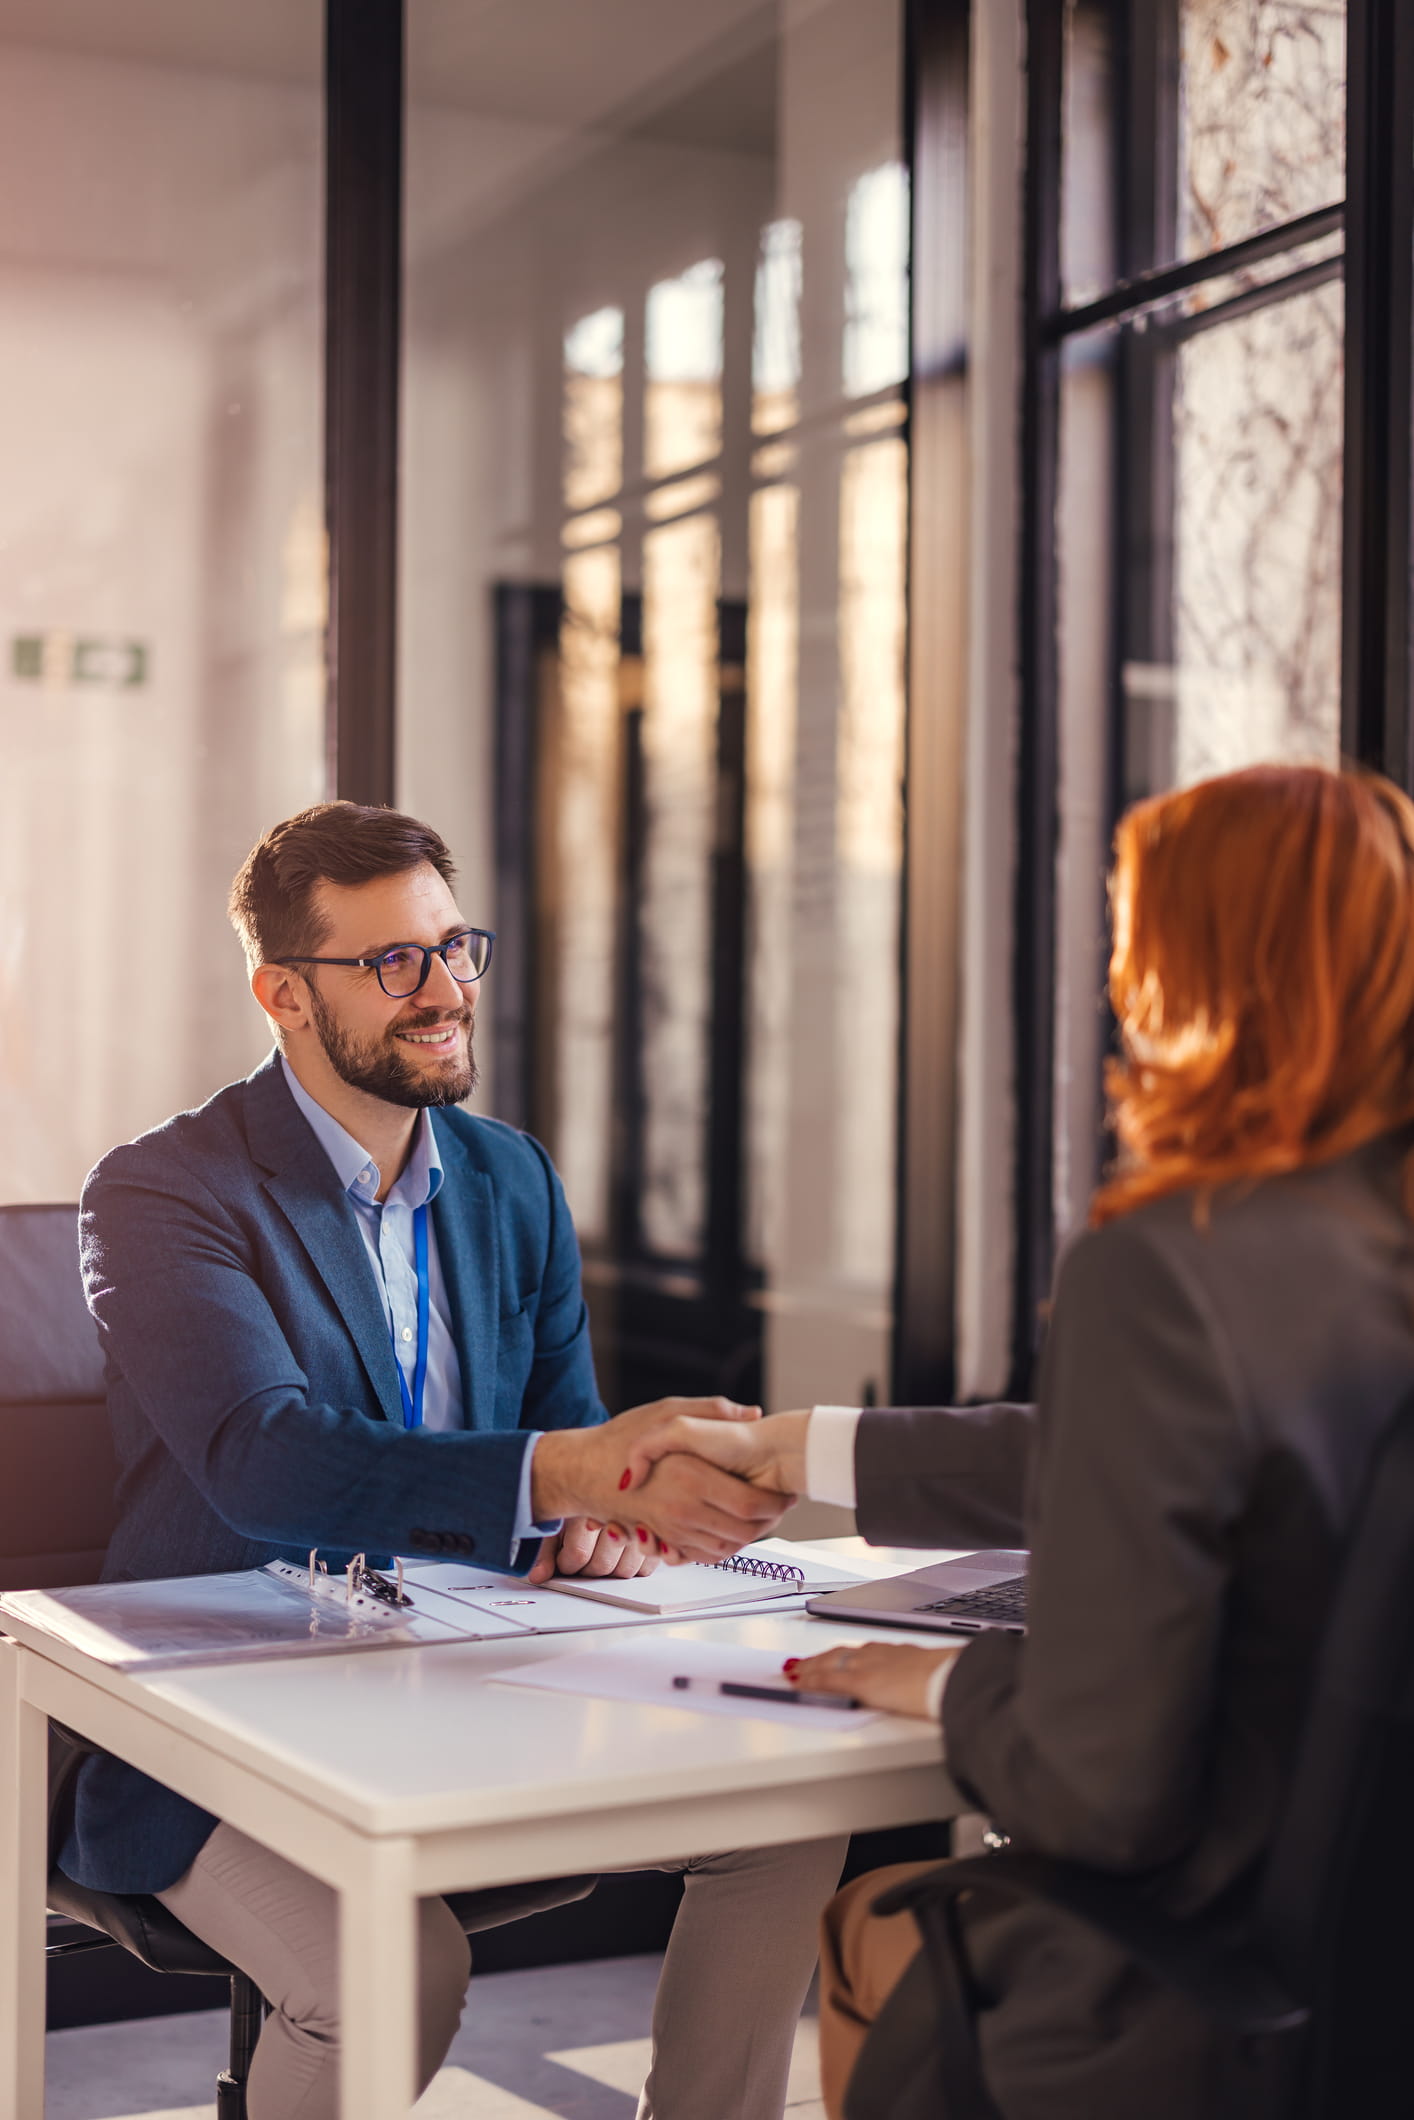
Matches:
[0,35,324,1201]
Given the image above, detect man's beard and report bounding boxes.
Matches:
[307,985,478,1109]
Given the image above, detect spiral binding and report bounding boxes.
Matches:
[711,1553,805,1586]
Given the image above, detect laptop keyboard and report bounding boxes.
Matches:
[918,1576,1027,1629]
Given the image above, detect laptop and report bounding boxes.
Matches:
[805,1549,1029,1634]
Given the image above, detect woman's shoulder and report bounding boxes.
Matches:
[1063,1133,1414,1317]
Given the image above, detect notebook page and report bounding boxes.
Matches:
[541,1542,865,1615]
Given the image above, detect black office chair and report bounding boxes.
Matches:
[843,1383,1414,2120]
[2,1202,599,2116]
[0,1202,271,2112]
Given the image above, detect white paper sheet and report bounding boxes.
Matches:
[492,1639,882,1728]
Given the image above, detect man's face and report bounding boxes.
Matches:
[299,864,479,1109]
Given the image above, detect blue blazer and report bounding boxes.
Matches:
[64,1053,607,1893]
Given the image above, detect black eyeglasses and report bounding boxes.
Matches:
[278,928,495,999]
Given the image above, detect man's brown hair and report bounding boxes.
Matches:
[228,802,457,970]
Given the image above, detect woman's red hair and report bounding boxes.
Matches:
[1092,764,1414,1226]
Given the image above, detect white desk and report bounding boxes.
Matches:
[1,1548,964,2120]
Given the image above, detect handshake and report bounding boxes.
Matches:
[527,1399,813,1582]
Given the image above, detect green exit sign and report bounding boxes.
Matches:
[11,633,149,688]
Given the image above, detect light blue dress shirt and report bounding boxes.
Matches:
[280,1057,553,1544]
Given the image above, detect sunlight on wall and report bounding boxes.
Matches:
[753,217,802,436]
[554,542,621,1247]
[640,509,720,1259]
[563,305,624,513]
[744,480,800,1271]
[835,434,906,1281]
[645,260,724,480]
[843,162,909,398]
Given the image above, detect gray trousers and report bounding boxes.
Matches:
[157,1822,847,2120]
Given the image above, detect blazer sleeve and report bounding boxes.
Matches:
[941,1217,1253,1872]
[82,1151,542,1571]
[854,1403,1034,1548]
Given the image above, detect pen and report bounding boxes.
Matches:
[671,1676,863,1710]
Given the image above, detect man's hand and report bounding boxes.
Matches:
[620,1407,811,1498]
[528,1517,658,1584]
[531,1397,791,1563]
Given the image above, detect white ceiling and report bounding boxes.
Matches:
[0,0,321,85]
[0,0,780,147]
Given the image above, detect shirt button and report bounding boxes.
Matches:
[357,1171,372,1186]
[401,1327,413,1342]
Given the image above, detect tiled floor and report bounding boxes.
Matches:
[43,1954,827,2120]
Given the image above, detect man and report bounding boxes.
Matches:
[65,801,845,2120]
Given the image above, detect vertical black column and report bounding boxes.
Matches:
[706,603,751,1312]
[1009,0,1064,1392]
[1341,0,1414,785]
[324,0,404,806]
[891,0,971,1406]
[1116,0,1179,810]
[492,584,563,1133]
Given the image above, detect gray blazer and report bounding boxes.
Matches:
[853,1134,1414,2118]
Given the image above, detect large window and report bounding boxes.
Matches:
[1014,0,1414,1385]
[1051,0,1347,1251]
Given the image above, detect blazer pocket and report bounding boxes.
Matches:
[494,1300,536,1420]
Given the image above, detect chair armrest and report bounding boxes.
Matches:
[873,1853,1307,2035]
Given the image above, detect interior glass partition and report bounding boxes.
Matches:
[0,2,326,1203]
[401,0,909,1424]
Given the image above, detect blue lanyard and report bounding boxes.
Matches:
[391,1204,430,1431]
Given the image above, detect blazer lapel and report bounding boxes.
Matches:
[242,1056,404,1420]
[429,1114,500,1431]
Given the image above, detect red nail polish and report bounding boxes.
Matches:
[783,1659,800,1673]
[606,1527,622,1540]
[657,1538,668,1555]
[618,1469,632,1491]
[635,1527,648,1544]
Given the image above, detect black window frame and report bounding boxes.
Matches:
[1010,0,1414,1395]
[891,0,975,1406]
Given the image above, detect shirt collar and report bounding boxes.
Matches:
[279,1054,444,1209]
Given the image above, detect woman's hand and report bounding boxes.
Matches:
[528,1518,659,1583]
[531,1397,785,1562]
[783,1640,962,1719]
[621,1408,810,1495]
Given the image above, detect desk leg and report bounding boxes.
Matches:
[338,1836,419,2120]
[0,1642,46,2120]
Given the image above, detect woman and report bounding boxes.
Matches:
[796,763,1414,2116]
[636,764,1414,2117]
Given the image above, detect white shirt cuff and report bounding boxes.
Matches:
[924,1654,954,1722]
[513,1434,562,1549]
[804,1405,863,1508]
